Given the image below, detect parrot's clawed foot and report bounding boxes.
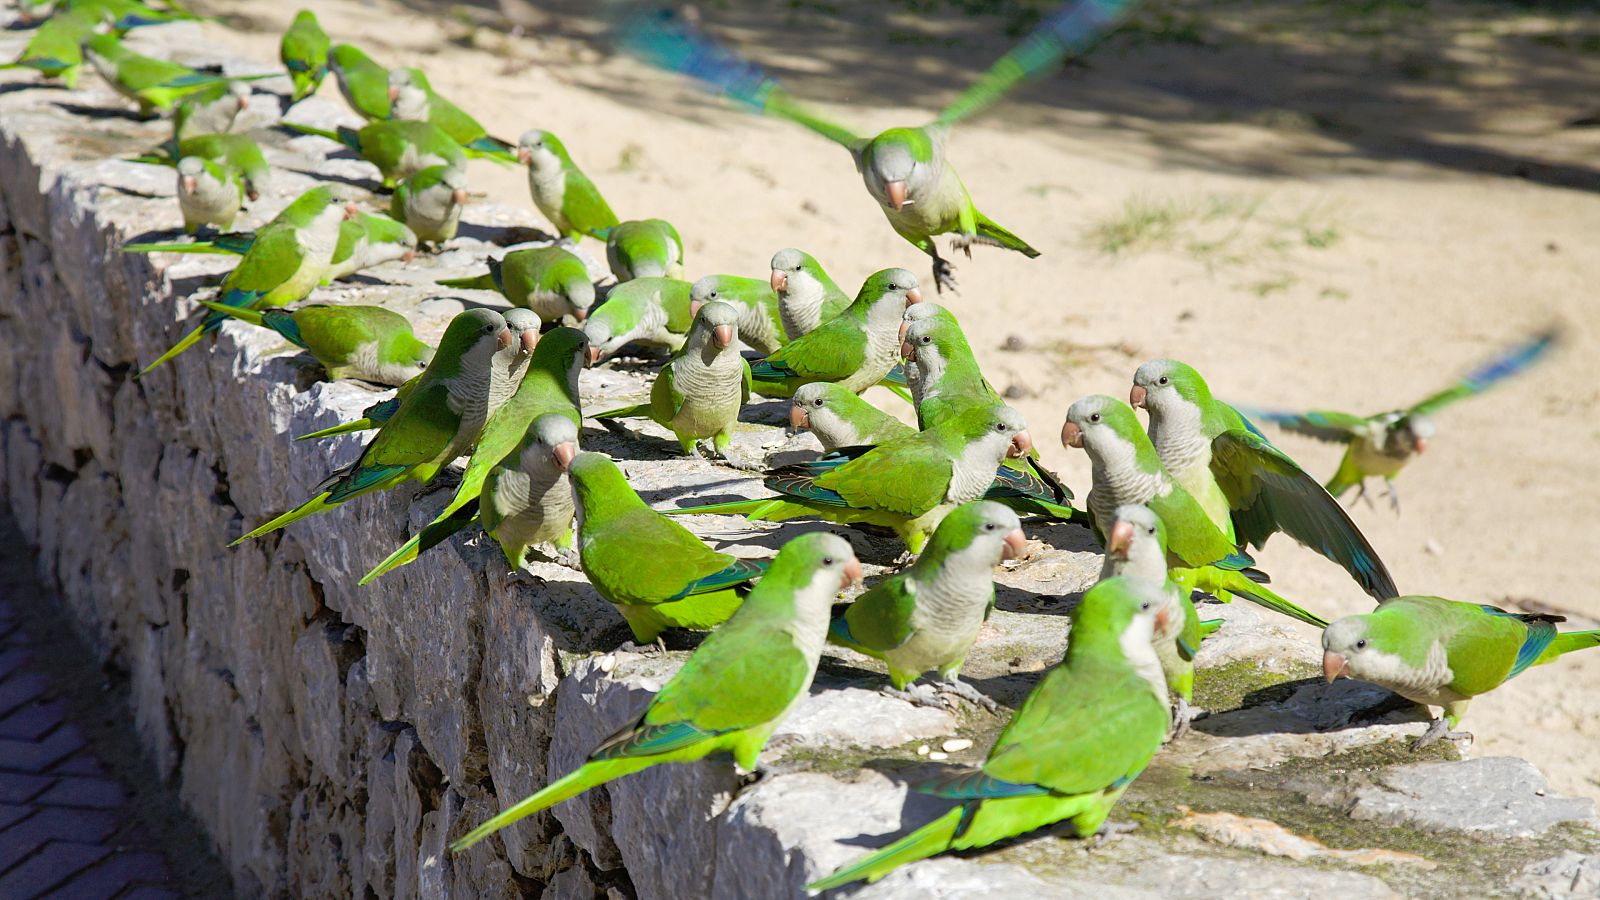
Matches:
[1385,483,1402,515]
[936,678,999,713]
[505,567,545,588]
[617,638,669,656]
[1167,699,1204,742]
[1412,718,1473,752]
[949,233,1003,258]
[1085,820,1138,849]
[1353,482,1374,510]
[880,682,950,710]
[738,764,773,790]
[931,257,959,295]
[553,547,583,570]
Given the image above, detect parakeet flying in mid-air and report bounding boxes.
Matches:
[193,302,433,386]
[748,268,920,399]
[516,129,619,241]
[789,383,915,452]
[769,248,850,340]
[1323,596,1600,749]
[807,575,1169,891]
[582,277,694,363]
[389,164,467,247]
[604,218,684,281]
[1131,359,1397,601]
[1243,328,1561,513]
[280,9,330,103]
[175,156,243,233]
[438,246,596,324]
[284,119,465,188]
[386,67,515,162]
[451,531,860,853]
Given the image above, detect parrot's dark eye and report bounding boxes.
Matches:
[994,423,1005,432]
[483,325,495,334]
[1158,376,1169,385]
[920,336,931,344]
[1140,602,1152,611]
[1355,639,1367,649]
[822,556,835,566]
[1089,413,1102,423]
[813,398,824,407]
[1146,526,1156,535]
[984,523,996,531]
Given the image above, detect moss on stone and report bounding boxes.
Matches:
[1191,657,1319,714]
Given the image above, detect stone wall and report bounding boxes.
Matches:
[0,18,1595,900]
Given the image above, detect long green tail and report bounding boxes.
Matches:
[661,496,814,522]
[358,504,478,585]
[136,320,211,378]
[296,418,377,441]
[806,807,964,891]
[1183,567,1330,629]
[122,240,241,256]
[451,757,650,853]
[974,212,1040,258]
[592,403,650,420]
[436,273,496,290]
[196,299,264,327]
[230,491,336,545]
[1539,630,1600,665]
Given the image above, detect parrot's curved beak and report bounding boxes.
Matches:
[841,558,864,590]
[1129,384,1148,409]
[571,307,588,322]
[901,339,916,362]
[789,404,810,431]
[904,287,923,306]
[770,270,788,293]
[898,319,911,344]
[885,180,908,211]
[387,85,400,102]
[247,189,261,202]
[1323,651,1349,684]
[402,249,416,263]
[1413,437,1428,454]
[517,147,532,166]
[1154,606,1171,634]
[1107,520,1134,558]
[343,203,360,220]
[519,329,539,356]
[553,442,578,470]
[180,175,196,193]
[495,327,514,350]
[689,299,705,318]
[451,189,469,207]
[586,345,603,366]
[1062,421,1084,449]
[712,324,735,349]
[237,94,249,110]
[1009,429,1034,459]
[1002,527,1028,560]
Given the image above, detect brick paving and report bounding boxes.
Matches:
[0,600,183,899]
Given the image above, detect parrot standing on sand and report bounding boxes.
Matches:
[582,278,694,363]
[604,218,684,281]
[175,156,243,233]
[690,275,785,354]
[438,246,597,324]
[328,43,391,120]
[1323,596,1600,749]
[807,575,1169,891]
[386,67,515,161]
[389,164,467,248]
[193,302,433,386]
[284,118,465,188]
[748,268,920,399]
[280,9,330,103]
[451,531,860,853]
[769,248,850,340]
[516,129,619,242]
[789,383,914,452]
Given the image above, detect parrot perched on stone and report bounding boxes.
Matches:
[748,268,920,398]
[328,42,390,119]
[50,0,196,29]
[1323,596,1600,749]
[669,404,1034,554]
[82,32,274,116]
[582,277,694,363]
[807,574,1169,891]
[689,274,785,354]
[175,156,243,233]
[232,308,534,544]
[566,452,771,643]
[1243,328,1561,513]
[124,212,417,284]
[358,323,588,583]
[1062,395,1330,629]
[280,9,330,103]
[516,129,619,242]
[386,67,516,162]
[789,383,914,452]
[389,164,467,248]
[193,301,433,386]
[171,80,252,141]
[284,119,464,188]
[604,218,684,281]
[451,530,860,853]
[438,246,597,324]
[593,301,751,457]
[137,186,355,377]
[769,248,850,340]
[0,8,96,87]
[129,132,270,201]
[1131,359,1397,601]
[476,413,581,569]
[830,500,1023,710]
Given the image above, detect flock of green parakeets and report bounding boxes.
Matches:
[8,0,1597,890]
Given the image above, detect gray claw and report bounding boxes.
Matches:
[880,683,950,710]
[1412,717,1473,751]
[936,678,1000,712]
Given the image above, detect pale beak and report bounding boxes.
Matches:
[1323,651,1349,684]
[1009,429,1034,459]
[237,94,249,110]
[689,299,705,318]
[387,85,400,102]
[571,307,588,322]
[496,327,514,350]
[770,270,788,293]
[901,340,916,362]
[841,558,864,589]
[1413,437,1428,454]
[1107,520,1134,557]
[517,148,532,166]
[343,203,360,220]
[552,441,578,470]
[586,345,603,366]
[1129,384,1148,408]
[898,320,911,344]
[180,175,196,193]
[904,287,923,305]
[712,324,735,349]
[885,180,908,211]
[1062,421,1084,449]
[402,249,416,263]
[519,329,538,356]
[451,189,469,207]
[1154,607,1171,634]
[789,405,810,431]
[1001,528,1028,560]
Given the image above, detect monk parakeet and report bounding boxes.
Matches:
[193,302,433,386]
[175,156,242,233]
[566,452,770,642]
[807,574,1168,890]
[438,246,597,323]
[171,80,252,141]
[129,132,270,201]
[582,277,693,363]
[285,119,465,188]
[137,187,355,377]
[1323,596,1600,749]
[451,530,860,853]
[1245,328,1560,512]
[82,32,273,116]
[831,500,1023,710]
[749,268,920,398]
[1,8,96,88]
[594,301,751,456]
[125,212,417,284]
[281,9,330,103]
[359,324,589,583]
[389,164,467,247]
[232,308,534,543]
[329,43,390,120]
[604,218,684,281]
[516,129,618,242]
[690,274,784,354]
[1062,395,1329,629]
[386,67,515,162]
[770,247,849,340]
[1131,359,1397,601]
[789,383,914,452]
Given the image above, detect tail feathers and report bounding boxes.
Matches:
[259,309,307,349]
[231,491,335,545]
[436,273,496,290]
[136,321,208,378]
[806,807,964,892]
[648,587,746,632]
[465,140,517,164]
[359,532,425,585]
[296,418,376,441]
[196,299,264,327]
[679,557,768,597]
[359,501,480,583]
[1197,567,1329,629]
[326,463,409,503]
[139,289,266,378]
[1199,618,1224,638]
[662,497,788,518]
[592,403,650,420]
[882,365,908,387]
[975,214,1041,258]
[877,380,913,403]
[282,122,354,150]
[450,758,649,854]
[1538,630,1600,666]
[122,240,241,255]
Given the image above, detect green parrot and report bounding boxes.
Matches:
[82,32,273,116]
[566,452,771,643]
[389,164,467,247]
[171,80,252,141]
[604,218,684,281]
[451,530,860,853]
[137,186,355,377]
[175,156,243,233]
[129,132,270,201]
[516,129,619,242]
[281,9,330,103]
[789,382,914,452]
[386,67,515,162]
[438,246,597,324]
[53,0,196,28]
[232,308,534,544]
[0,9,97,88]
[830,500,1024,710]
[1061,395,1329,629]
[593,300,751,457]
[358,324,589,583]
[284,119,465,188]
[1323,596,1600,749]
[192,301,433,386]
[748,268,920,399]
[478,413,580,569]
[582,277,694,363]
[1244,327,1560,512]
[328,42,390,120]
[689,275,785,354]
[124,212,417,284]
[1131,359,1398,601]
[807,574,1169,890]
[669,404,1034,555]
[769,247,850,340]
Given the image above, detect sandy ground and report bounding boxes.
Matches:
[178,0,1600,799]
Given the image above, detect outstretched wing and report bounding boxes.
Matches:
[1408,327,1561,418]
[1239,407,1368,444]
